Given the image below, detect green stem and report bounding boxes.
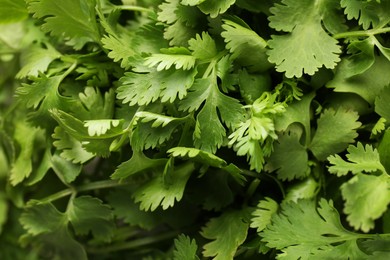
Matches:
[40,189,73,203]
[40,180,128,203]
[333,27,390,39]
[245,178,261,199]
[58,60,78,82]
[77,180,127,192]
[115,5,154,14]
[87,230,180,254]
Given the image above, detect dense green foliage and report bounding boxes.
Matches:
[1,0,390,259]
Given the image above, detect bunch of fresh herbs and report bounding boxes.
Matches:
[1,0,390,259]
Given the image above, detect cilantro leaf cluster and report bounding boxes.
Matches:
[1,0,390,259]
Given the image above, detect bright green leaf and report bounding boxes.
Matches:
[16,43,61,78]
[0,0,28,23]
[111,151,168,179]
[266,131,309,181]
[375,86,390,121]
[68,196,115,242]
[26,0,100,49]
[341,0,390,29]
[267,0,343,78]
[327,55,390,104]
[341,174,390,232]
[197,0,236,18]
[188,32,217,61]
[221,19,270,72]
[310,108,361,161]
[328,142,386,176]
[201,208,250,260]
[117,68,197,106]
[250,197,278,233]
[133,162,195,211]
[173,234,199,260]
[144,47,196,71]
[261,199,368,259]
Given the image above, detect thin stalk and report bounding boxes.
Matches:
[77,179,128,192]
[333,27,390,39]
[40,189,73,203]
[115,5,154,14]
[87,230,180,254]
[39,180,128,203]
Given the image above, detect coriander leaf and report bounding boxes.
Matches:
[20,201,66,236]
[68,196,115,242]
[197,0,236,18]
[341,0,390,29]
[131,114,186,151]
[201,208,251,260]
[73,87,115,121]
[107,189,165,230]
[173,234,199,260]
[133,162,195,211]
[190,171,234,210]
[16,72,76,128]
[266,131,310,181]
[341,174,390,232]
[267,0,342,78]
[285,177,320,202]
[194,102,226,152]
[101,33,141,70]
[107,189,162,230]
[158,0,202,46]
[135,111,188,128]
[0,0,28,23]
[342,38,376,78]
[10,121,44,185]
[221,19,271,72]
[375,86,390,121]
[188,32,217,61]
[229,93,285,172]
[20,227,87,260]
[26,0,100,49]
[144,47,196,71]
[261,199,368,259]
[362,236,390,259]
[328,143,386,176]
[84,119,122,137]
[180,76,244,153]
[108,189,200,230]
[168,147,227,167]
[51,152,82,183]
[310,108,361,161]
[16,43,61,79]
[163,18,199,47]
[274,92,315,139]
[50,109,119,157]
[111,151,168,179]
[168,147,244,184]
[50,109,123,139]
[250,197,278,233]
[327,55,390,104]
[117,68,197,106]
[238,69,271,104]
[19,201,87,260]
[371,117,387,136]
[25,147,52,186]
